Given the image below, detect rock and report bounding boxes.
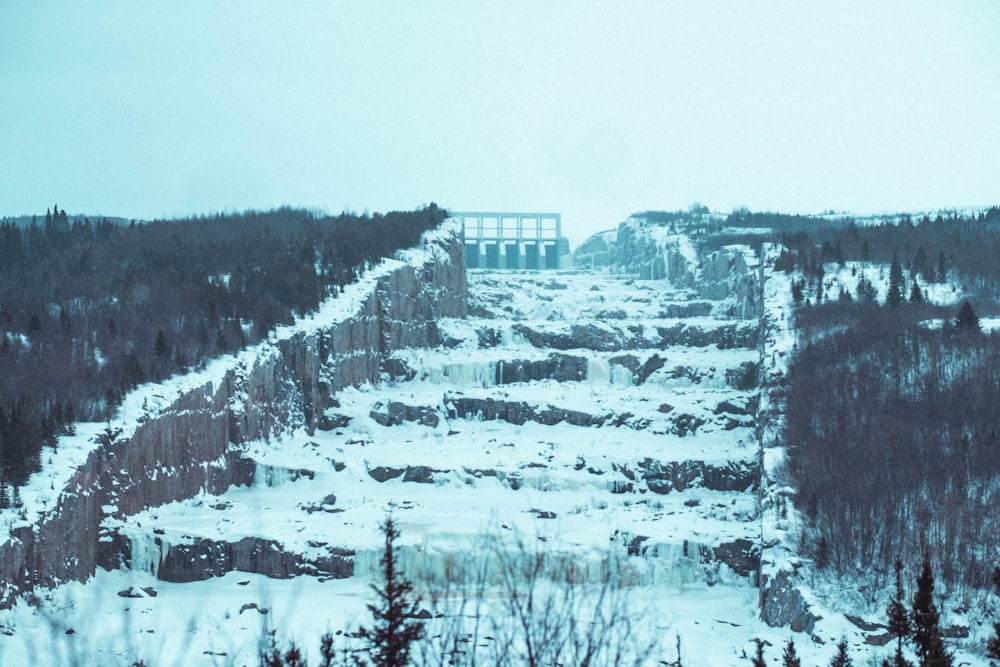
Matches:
[635,354,666,384]
[476,327,502,348]
[447,396,609,428]
[711,539,760,578]
[845,614,884,632]
[368,466,405,483]
[672,413,707,436]
[640,459,759,494]
[760,570,822,633]
[403,466,448,484]
[627,535,649,556]
[713,400,749,416]
[608,354,640,374]
[381,357,416,381]
[863,633,893,647]
[941,625,969,639]
[117,586,158,599]
[317,413,352,431]
[494,353,588,384]
[1,226,465,608]
[239,602,269,615]
[153,537,354,583]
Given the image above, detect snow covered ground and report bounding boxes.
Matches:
[0,253,994,666]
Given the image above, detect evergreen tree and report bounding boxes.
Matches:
[791,279,804,304]
[954,301,980,334]
[986,566,1000,659]
[912,556,951,667]
[357,517,425,667]
[888,253,905,307]
[154,330,170,357]
[886,559,914,667]
[12,485,22,509]
[0,482,9,510]
[750,639,766,667]
[935,251,947,283]
[909,281,923,304]
[912,245,929,281]
[829,640,852,667]
[886,558,912,665]
[782,638,801,667]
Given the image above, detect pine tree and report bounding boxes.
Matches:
[0,483,9,510]
[911,555,951,667]
[829,640,853,667]
[909,281,923,304]
[986,566,1000,659]
[886,559,914,667]
[887,253,905,307]
[12,485,22,509]
[954,301,980,334]
[935,251,947,283]
[154,330,170,357]
[783,638,801,667]
[750,639,766,667]
[357,517,425,667]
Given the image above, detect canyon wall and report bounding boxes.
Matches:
[0,223,466,607]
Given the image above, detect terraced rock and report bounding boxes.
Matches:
[109,262,764,592]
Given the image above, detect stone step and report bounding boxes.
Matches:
[383,348,760,390]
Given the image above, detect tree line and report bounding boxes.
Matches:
[0,204,447,487]
[767,213,1000,602]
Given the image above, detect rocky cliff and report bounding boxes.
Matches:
[0,221,466,608]
[572,216,762,320]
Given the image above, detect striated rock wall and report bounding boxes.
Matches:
[0,224,466,607]
[572,218,761,320]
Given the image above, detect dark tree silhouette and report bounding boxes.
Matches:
[782,638,801,667]
[829,640,853,667]
[912,556,951,667]
[954,300,980,334]
[986,566,1000,659]
[885,559,914,667]
[357,517,425,667]
[887,253,905,307]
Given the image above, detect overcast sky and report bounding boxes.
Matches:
[2,2,999,246]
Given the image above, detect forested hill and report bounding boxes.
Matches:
[0,204,448,487]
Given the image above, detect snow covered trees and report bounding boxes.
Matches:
[887,254,906,307]
[0,205,447,486]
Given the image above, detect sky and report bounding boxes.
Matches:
[2,2,999,247]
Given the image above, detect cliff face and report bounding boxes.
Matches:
[572,218,761,320]
[0,223,466,607]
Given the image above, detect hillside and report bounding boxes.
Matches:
[0,205,447,486]
[1,207,999,665]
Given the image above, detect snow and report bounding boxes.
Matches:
[0,221,994,666]
[0,221,462,532]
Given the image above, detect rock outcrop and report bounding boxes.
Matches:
[0,223,466,607]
